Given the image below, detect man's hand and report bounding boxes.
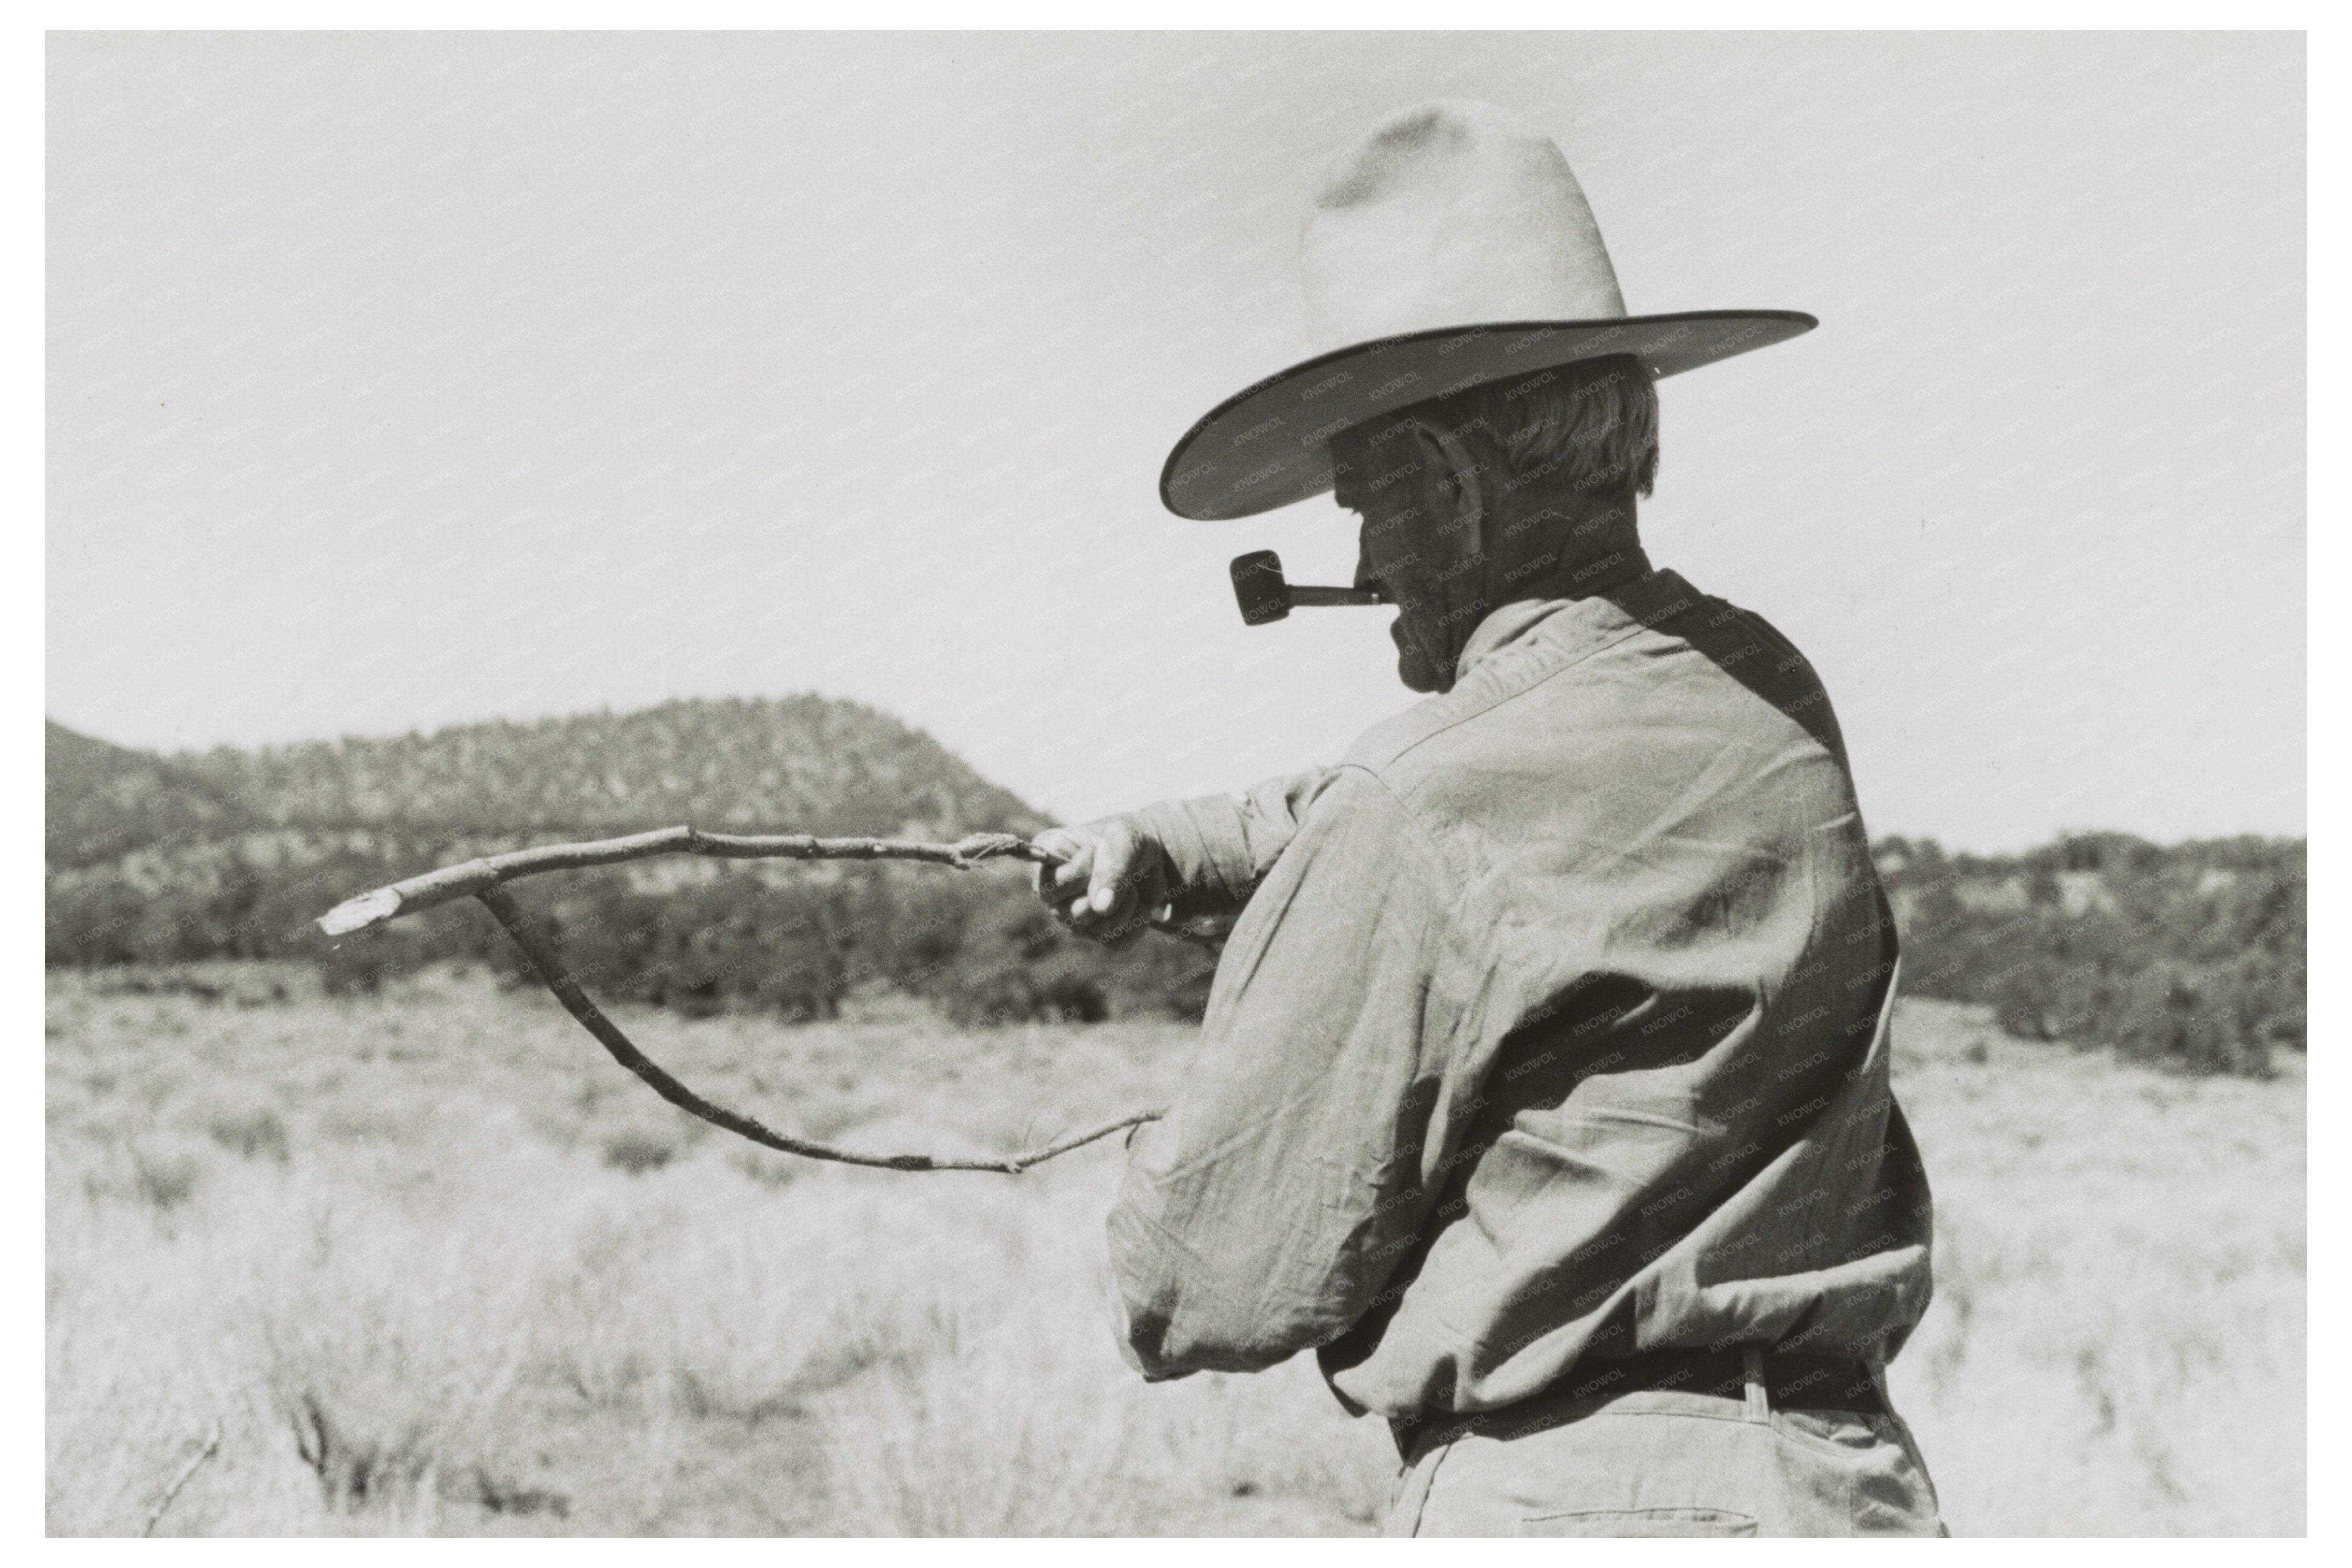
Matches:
[1031,818,1172,948]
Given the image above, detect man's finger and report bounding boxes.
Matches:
[1087,826,1136,915]
[1031,833,1091,898]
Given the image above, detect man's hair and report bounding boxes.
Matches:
[1386,352,1660,500]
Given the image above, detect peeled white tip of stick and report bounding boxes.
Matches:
[317,888,402,936]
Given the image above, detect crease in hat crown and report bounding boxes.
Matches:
[1157,98,1817,520]
[1301,100,1628,355]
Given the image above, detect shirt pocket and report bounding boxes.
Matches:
[1516,1506,1759,1537]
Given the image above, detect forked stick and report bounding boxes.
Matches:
[318,828,1183,1172]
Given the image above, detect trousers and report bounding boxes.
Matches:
[1379,1356,1945,1538]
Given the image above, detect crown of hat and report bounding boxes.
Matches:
[1299,100,1627,357]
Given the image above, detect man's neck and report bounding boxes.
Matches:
[1408,496,1650,692]
[1479,487,1650,609]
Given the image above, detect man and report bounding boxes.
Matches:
[1034,101,1942,1538]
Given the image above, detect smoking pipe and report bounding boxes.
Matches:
[1229,550,1388,626]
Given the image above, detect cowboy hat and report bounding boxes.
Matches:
[1159,100,1816,522]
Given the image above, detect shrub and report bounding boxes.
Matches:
[600,1131,679,1176]
[206,1105,292,1165]
[1889,838,2303,1078]
[2108,964,2273,1079]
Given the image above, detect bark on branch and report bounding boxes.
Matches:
[318,828,1055,935]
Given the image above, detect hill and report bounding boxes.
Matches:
[45,702,1211,1023]
[53,697,1044,865]
[44,719,250,867]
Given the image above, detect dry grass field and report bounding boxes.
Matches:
[45,962,2304,1536]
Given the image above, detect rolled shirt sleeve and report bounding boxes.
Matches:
[1107,764,1466,1379]
[1129,766,1340,918]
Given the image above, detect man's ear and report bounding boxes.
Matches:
[1410,418,1488,558]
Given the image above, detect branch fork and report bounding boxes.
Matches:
[319,828,1172,1172]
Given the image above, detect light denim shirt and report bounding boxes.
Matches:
[1109,566,1933,1432]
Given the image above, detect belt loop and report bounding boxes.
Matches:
[1742,1345,1769,1423]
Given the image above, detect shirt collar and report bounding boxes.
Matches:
[1454,547,1669,682]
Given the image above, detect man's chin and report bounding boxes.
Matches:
[1391,620,1449,693]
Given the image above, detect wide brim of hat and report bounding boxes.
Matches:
[1159,310,1817,521]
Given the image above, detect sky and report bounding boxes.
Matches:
[46,31,2305,852]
